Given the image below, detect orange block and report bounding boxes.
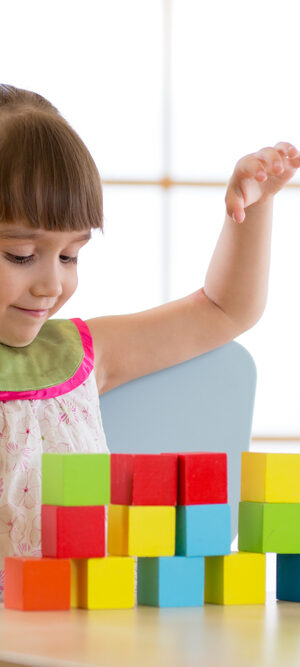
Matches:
[4,557,71,611]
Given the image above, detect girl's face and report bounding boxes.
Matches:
[0,221,91,347]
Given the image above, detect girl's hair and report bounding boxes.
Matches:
[0,85,103,231]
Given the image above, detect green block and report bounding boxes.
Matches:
[42,453,110,506]
[137,559,159,605]
[238,501,300,553]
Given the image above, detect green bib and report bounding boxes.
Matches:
[0,319,84,392]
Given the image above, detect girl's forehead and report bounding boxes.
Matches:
[0,222,91,243]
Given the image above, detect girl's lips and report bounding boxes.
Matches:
[13,306,48,318]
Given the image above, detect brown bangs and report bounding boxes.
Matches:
[0,108,103,232]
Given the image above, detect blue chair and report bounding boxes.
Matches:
[100,341,256,539]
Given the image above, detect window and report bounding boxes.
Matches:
[2,0,300,435]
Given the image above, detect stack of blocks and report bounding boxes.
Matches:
[4,453,124,610]
[238,452,300,602]
[205,454,267,606]
[4,451,235,610]
[108,452,231,607]
[13,450,300,609]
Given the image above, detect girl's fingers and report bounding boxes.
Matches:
[254,148,284,176]
[273,141,298,157]
[225,184,245,223]
[226,143,300,223]
[235,153,282,185]
[257,143,300,171]
[235,156,268,181]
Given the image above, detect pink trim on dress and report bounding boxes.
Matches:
[0,318,94,402]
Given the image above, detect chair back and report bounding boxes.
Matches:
[100,341,257,538]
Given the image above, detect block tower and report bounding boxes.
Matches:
[238,452,300,602]
[205,452,267,605]
[42,452,135,610]
[5,453,135,611]
[108,451,231,607]
[5,450,232,610]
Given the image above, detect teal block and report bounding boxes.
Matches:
[42,453,110,506]
[176,504,231,556]
[137,556,204,607]
[238,502,300,553]
[277,555,300,601]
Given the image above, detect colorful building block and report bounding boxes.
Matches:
[71,556,135,609]
[178,453,227,505]
[41,505,105,558]
[4,557,71,611]
[137,556,204,607]
[238,501,300,553]
[110,453,178,505]
[241,452,300,503]
[176,504,231,556]
[71,559,81,608]
[205,552,266,604]
[107,505,175,556]
[42,453,110,506]
[276,554,300,602]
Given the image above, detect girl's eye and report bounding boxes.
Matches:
[5,254,34,264]
[59,255,78,264]
[5,254,78,265]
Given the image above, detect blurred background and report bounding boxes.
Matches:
[2,0,300,441]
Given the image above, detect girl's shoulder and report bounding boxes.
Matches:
[0,318,94,401]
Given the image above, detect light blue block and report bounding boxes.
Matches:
[137,556,204,607]
[176,504,231,556]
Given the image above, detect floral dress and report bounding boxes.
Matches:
[0,318,109,601]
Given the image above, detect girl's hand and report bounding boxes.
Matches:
[225,142,300,223]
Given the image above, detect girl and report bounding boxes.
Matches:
[0,84,299,600]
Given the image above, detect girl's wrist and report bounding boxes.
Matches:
[238,195,274,225]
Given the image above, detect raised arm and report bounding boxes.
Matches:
[86,142,300,394]
[204,142,300,328]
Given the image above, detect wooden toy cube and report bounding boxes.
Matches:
[205,552,266,604]
[110,453,178,505]
[238,501,300,553]
[277,554,300,602]
[137,556,204,607]
[42,505,105,558]
[241,452,300,503]
[71,556,135,609]
[178,453,227,505]
[176,504,231,556]
[108,505,175,556]
[42,453,110,506]
[71,559,81,608]
[4,557,71,611]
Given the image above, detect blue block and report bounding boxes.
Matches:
[176,504,231,556]
[277,554,300,601]
[137,556,204,607]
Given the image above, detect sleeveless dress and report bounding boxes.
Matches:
[0,318,109,601]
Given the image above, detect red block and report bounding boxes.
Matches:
[42,505,105,558]
[178,453,227,505]
[4,557,70,610]
[110,453,178,505]
[110,454,134,505]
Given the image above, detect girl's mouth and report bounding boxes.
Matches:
[13,306,48,318]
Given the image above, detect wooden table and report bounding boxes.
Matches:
[1,596,300,667]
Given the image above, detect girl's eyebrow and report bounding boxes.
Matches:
[0,230,91,241]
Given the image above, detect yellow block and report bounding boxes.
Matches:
[241,452,300,502]
[205,552,266,605]
[71,557,135,609]
[108,505,175,556]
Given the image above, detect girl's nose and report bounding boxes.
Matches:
[30,266,63,298]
